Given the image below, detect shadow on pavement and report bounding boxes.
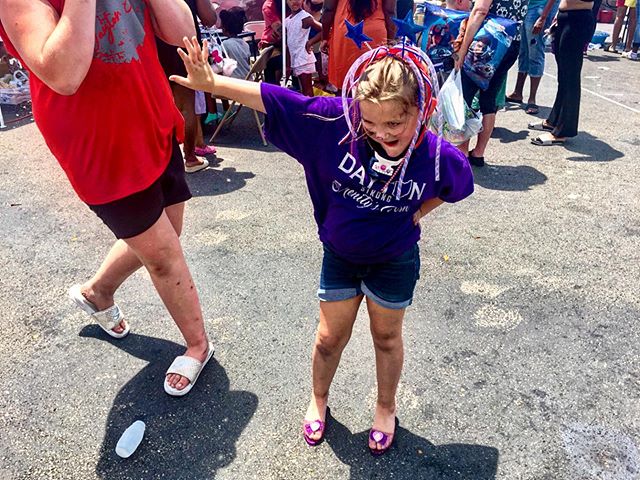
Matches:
[564,132,624,162]
[325,413,499,480]
[186,162,256,197]
[79,327,258,480]
[492,127,529,144]
[584,54,621,63]
[472,164,548,192]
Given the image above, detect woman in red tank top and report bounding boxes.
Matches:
[0,0,214,397]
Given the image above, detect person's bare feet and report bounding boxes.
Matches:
[505,92,523,103]
[80,285,127,334]
[369,403,397,452]
[165,342,210,391]
[304,394,328,443]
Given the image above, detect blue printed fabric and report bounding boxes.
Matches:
[419,3,519,90]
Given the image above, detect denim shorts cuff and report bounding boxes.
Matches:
[361,282,412,310]
[317,287,361,302]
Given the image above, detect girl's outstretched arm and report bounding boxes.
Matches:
[170,36,266,113]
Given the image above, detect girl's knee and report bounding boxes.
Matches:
[315,330,348,356]
[371,329,402,353]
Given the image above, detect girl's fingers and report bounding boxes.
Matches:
[182,36,199,65]
[176,47,193,68]
[201,39,209,63]
[181,36,195,58]
[169,74,190,88]
[189,36,201,64]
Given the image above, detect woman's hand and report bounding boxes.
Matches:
[169,36,217,93]
[532,15,546,35]
[320,39,329,54]
[454,50,466,71]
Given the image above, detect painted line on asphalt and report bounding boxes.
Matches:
[543,71,640,114]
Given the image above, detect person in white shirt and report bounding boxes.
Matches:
[286,0,322,96]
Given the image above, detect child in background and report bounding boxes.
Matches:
[304,0,328,89]
[607,0,637,54]
[220,7,252,80]
[285,0,321,96]
[171,38,474,455]
[194,91,217,156]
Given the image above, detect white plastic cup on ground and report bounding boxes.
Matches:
[115,420,146,458]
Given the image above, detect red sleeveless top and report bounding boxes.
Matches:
[0,0,184,204]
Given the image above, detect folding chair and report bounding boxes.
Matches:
[210,45,275,146]
[243,21,266,59]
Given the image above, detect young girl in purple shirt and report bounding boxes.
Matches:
[171,37,474,455]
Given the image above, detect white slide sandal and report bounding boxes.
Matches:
[164,342,215,397]
[68,284,130,339]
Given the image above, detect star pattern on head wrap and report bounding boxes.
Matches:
[344,19,373,49]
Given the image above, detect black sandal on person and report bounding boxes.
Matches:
[468,153,485,167]
[528,120,554,132]
[525,103,539,115]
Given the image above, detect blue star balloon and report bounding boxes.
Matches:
[392,11,424,45]
[344,20,373,49]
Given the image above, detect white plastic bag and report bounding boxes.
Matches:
[430,101,483,146]
[438,69,466,131]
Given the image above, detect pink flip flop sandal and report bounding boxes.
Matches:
[369,417,399,456]
[302,406,330,446]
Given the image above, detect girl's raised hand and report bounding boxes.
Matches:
[169,36,216,93]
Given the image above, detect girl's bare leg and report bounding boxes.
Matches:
[367,297,406,452]
[305,295,363,441]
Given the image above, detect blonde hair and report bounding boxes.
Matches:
[353,56,419,112]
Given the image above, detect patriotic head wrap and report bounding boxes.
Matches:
[339,43,443,199]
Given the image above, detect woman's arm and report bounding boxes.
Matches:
[170,37,266,112]
[0,0,96,95]
[382,0,397,41]
[532,0,558,34]
[147,0,197,46]
[454,0,491,70]
[412,197,445,225]
[196,0,218,28]
[320,0,337,52]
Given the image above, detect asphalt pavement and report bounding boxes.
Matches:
[0,46,639,480]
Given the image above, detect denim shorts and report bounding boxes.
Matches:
[518,5,548,77]
[635,6,640,45]
[317,244,421,310]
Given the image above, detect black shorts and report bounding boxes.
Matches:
[461,41,520,115]
[88,138,192,239]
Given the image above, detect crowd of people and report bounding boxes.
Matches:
[0,0,636,459]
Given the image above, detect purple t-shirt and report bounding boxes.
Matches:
[261,83,474,264]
